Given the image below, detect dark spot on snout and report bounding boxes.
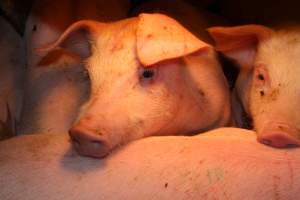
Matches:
[163,26,167,30]
[260,90,265,96]
[165,182,168,188]
[32,25,37,31]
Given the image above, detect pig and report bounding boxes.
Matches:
[0,128,300,200]
[208,25,300,148]
[19,0,130,135]
[38,13,231,158]
[0,16,25,140]
[130,0,229,43]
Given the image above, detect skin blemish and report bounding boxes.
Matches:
[110,42,124,53]
[272,175,281,200]
[206,167,225,185]
[147,34,153,39]
[269,88,280,101]
[163,26,167,30]
[198,89,205,97]
[260,90,265,97]
[164,182,168,188]
[257,74,265,81]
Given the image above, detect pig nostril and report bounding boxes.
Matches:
[285,144,299,148]
[261,139,272,146]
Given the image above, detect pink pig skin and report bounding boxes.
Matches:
[0,16,25,140]
[39,14,231,158]
[208,25,300,148]
[19,0,130,135]
[0,128,300,200]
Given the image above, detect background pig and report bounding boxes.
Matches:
[1,128,300,200]
[19,0,130,135]
[208,25,300,148]
[0,16,25,140]
[40,13,231,157]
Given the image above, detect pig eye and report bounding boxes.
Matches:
[142,69,155,78]
[139,67,157,83]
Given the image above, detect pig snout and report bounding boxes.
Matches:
[69,125,111,158]
[257,123,300,148]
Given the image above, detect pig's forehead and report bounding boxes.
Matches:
[257,31,300,65]
[255,31,300,85]
[92,14,210,66]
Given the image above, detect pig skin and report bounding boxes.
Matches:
[0,127,299,200]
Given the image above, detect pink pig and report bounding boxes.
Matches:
[39,13,231,158]
[19,0,130,134]
[208,25,300,148]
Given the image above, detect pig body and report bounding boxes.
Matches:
[209,25,300,148]
[0,16,25,140]
[0,128,300,200]
[19,0,130,135]
[39,13,231,157]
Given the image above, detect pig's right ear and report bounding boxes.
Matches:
[36,20,105,66]
[208,25,274,68]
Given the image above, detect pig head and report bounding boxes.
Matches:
[40,14,231,158]
[209,25,300,148]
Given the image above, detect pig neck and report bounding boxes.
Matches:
[230,89,253,129]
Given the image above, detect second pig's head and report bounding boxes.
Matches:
[209,25,300,148]
[39,14,231,157]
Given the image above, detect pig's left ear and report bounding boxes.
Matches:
[136,13,210,66]
[208,25,274,68]
[36,20,105,66]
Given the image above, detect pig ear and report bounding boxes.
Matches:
[208,25,274,68]
[36,20,105,67]
[136,13,211,66]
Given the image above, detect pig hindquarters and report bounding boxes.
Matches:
[0,16,25,140]
[209,25,300,148]
[0,128,299,200]
[19,0,130,135]
[39,14,231,158]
